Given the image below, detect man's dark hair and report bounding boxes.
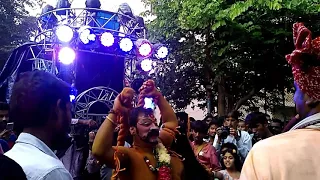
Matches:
[203,114,214,121]
[271,119,284,127]
[227,111,240,120]
[129,107,154,127]
[208,119,219,128]
[245,112,268,128]
[191,120,208,134]
[176,112,188,123]
[175,112,188,134]
[10,71,70,130]
[0,102,9,111]
[217,116,225,126]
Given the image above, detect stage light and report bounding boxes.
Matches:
[139,43,152,57]
[85,0,101,9]
[56,0,71,15]
[70,85,78,103]
[56,25,74,43]
[141,59,153,72]
[136,39,152,57]
[144,98,155,109]
[58,47,76,65]
[155,46,169,59]
[119,38,133,52]
[101,32,114,47]
[79,26,96,44]
[40,4,57,28]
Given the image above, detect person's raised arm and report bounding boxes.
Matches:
[138,80,178,147]
[139,80,177,127]
[92,88,134,168]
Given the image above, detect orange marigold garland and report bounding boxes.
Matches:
[112,88,134,179]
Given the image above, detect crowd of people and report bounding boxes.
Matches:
[1,22,320,180]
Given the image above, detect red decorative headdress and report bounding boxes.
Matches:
[286,23,320,100]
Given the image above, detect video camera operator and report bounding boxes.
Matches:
[214,111,252,162]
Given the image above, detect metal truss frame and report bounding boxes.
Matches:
[36,7,147,42]
[31,7,151,85]
[26,8,168,119]
[74,86,119,120]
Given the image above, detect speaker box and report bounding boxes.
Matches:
[75,51,124,94]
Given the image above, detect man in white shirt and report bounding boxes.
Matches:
[240,22,320,180]
[5,71,73,180]
[214,111,252,161]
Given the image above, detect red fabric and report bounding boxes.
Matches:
[286,22,320,100]
[158,166,171,180]
[8,142,14,149]
[191,142,221,171]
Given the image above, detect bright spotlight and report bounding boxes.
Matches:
[101,32,114,47]
[79,26,96,44]
[141,59,153,72]
[144,98,155,109]
[156,46,169,59]
[56,25,74,43]
[139,43,152,56]
[119,38,133,52]
[58,47,76,65]
[136,39,152,57]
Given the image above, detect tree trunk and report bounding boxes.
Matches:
[206,85,213,115]
[204,25,213,115]
[227,96,235,114]
[218,76,226,116]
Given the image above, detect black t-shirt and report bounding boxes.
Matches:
[0,154,27,180]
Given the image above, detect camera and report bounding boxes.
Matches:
[220,126,230,139]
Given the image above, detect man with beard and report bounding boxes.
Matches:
[5,71,73,180]
[93,80,183,180]
[241,23,320,180]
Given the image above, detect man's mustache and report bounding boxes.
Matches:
[147,129,159,137]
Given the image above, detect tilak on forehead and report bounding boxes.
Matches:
[286,22,320,100]
[141,113,156,122]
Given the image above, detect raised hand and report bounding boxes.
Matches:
[139,80,161,98]
[137,80,161,107]
[113,87,135,115]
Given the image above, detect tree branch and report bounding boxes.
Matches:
[233,88,259,111]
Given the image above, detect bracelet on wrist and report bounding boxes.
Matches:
[106,116,118,127]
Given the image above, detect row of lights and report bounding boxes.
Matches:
[55,25,169,69]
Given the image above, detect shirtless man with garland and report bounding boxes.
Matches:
[92,80,183,180]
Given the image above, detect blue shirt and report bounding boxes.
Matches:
[5,133,73,180]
